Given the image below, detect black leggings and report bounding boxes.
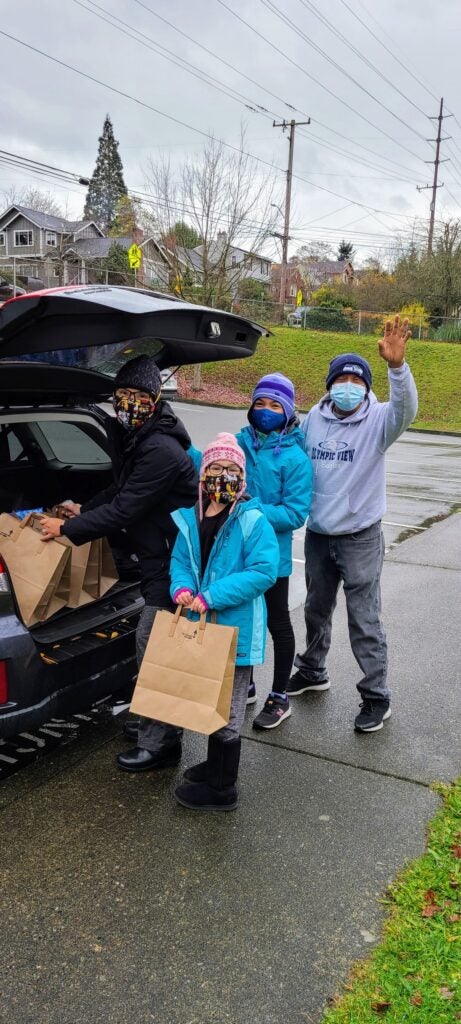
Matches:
[253,576,295,696]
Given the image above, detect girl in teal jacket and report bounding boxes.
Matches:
[170,432,278,812]
[236,373,313,730]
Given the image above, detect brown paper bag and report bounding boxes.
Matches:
[48,507,118,606]
[0,513,71,626]
[130,606,238,734]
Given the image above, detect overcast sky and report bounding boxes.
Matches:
[2,0,461,263]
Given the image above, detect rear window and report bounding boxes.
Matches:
[37,421,110,465]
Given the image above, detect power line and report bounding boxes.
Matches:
[0,28,422,226]
[127,0,428,182]
[338,0,440,104]
[215,0,429,163]
[296,0,430,120]
[75,0,422,187]
[259,0,430,141]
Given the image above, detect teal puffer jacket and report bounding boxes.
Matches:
[236,422,313,576]
[170,497,279,665]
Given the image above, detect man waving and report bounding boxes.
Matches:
[287,315,418,733]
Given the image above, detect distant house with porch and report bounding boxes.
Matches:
[0,205,172,289]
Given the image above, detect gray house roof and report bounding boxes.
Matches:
[63,235,172,262]
[0,205,104,237]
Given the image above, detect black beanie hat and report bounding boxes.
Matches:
[114,355,162,399]
[326,353,372,392]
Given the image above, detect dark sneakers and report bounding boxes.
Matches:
[286,671,331,696]
[354,700,391,733]
[252,694,292,730]
[246,680,257,706]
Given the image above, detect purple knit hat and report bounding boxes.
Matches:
[250,372,295,423]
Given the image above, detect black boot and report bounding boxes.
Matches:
[117,743,181,772]
[175,736,241,811]
[183,758,209,783]
[123,718,141,741]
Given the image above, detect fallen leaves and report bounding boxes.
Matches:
[438,986,454,999]
[452,845,461,859]
[371,1000,391,1013]
[421,890,442,917]
[410,991,423,1006]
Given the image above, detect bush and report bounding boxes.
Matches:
[309,284,358,310]
[433,322,461,342]
[303,306,354,332]
[379,302,431,338]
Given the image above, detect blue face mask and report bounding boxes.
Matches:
[330,382,366,412]
[251,408,286,433]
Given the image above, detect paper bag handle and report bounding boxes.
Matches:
[169,605,214,644]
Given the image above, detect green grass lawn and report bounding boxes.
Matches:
[194,327,461,433]
[322,779,461,1023]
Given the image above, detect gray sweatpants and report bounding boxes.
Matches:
[295,523,389,701]
[135,605,251,753]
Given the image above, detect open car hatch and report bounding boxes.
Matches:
[0,285,269,368]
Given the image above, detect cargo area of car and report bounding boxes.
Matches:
[0,405,143,662]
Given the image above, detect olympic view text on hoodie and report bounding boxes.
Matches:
[300,363,418,535]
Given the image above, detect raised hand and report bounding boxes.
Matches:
[378,314,411,368]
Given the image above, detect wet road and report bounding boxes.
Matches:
[175,402,461,607]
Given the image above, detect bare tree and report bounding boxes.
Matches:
[1,186,65,217]
[143,133,279,306]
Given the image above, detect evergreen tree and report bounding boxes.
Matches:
[337,240,355,262]
[109,195,139,237]
[83,115,127,232]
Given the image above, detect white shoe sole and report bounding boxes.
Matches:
[246,694,258,706]
[253,705,292,730]
[288,680,331,696]
[355,707,391,732]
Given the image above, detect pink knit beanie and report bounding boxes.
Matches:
[200,433,246,476]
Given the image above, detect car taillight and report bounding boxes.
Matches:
[0,557,10,593]
[0,661,8,704]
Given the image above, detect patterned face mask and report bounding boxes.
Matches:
[113,392,157,429]
[202,472,241,505]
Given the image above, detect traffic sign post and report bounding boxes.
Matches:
[128,243,142,269]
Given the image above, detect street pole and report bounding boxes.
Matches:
[417,97,452,254]
[273,118,310,306]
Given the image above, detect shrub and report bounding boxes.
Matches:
[303,306,354,332]
[433,322,461,342]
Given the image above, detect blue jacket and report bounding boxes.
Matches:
[236,423,313,576]
[170,498,279,665]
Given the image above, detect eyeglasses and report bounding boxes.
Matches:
[206,463,242,475]
[114,388,152,402]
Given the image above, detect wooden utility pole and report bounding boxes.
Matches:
[417,98,452,254]
[273,118,310,305]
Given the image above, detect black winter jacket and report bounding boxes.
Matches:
[62,402,198,601]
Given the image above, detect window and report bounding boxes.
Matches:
[0,425,27,467]
[14,230,33,247]
[0,233,5,247]
[37,421,110,465]
[231,253,239,267]
[290,284,297,297]
[53,266,60,277]
[45,231,57,247]
[260,261,269,275]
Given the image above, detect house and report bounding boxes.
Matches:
[0,205,172,289]
[270,263,306,304]
[301,259,354,293]
[0,205,104,287]
[185,231,271,295]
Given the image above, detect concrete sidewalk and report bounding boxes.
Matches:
[1,514,460,1024]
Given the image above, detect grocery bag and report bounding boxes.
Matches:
[130,606,238,734]
[0,512,71,626]
[48,508,119,607]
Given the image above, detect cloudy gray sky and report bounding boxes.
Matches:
[1,0,460,262]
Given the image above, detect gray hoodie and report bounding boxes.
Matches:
[300,363,418,535]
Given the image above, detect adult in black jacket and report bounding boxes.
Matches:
[40,355,198,770]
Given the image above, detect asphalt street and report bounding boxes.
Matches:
[1,402,460,1024]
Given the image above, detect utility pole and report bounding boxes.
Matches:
[273,118,310,305]
[417,97,452,254]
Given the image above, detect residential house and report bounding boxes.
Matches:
[270,262,306,304]
[186,231,271,296]
[0,205,172,289]
[301,258,355,294]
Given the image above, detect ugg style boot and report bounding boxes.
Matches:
[175,736,241,811]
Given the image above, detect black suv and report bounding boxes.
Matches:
[0,285,267,738]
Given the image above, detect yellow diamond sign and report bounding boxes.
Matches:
[128,242,142,269]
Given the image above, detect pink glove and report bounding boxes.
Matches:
[173,588,194,606]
